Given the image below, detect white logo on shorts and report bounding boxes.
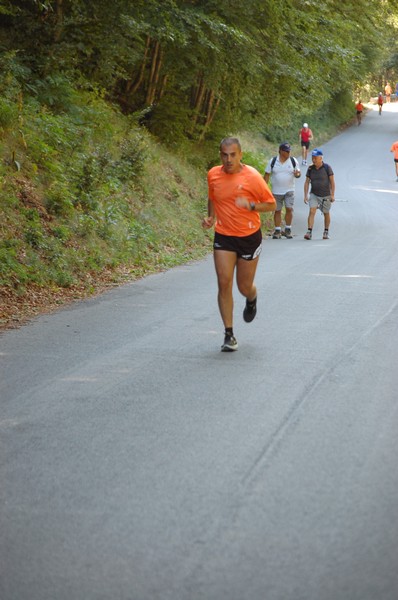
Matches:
[253,243,262,259]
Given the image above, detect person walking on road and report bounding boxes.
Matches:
[377,92,384,115]
[264,142,301,239]
[390,140,398,181]
[299,123,313,165]
[385,82,392,103]
[303,148,335,240]
[202,137,276,352]
[355,100,364,125]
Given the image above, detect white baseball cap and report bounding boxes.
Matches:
[303,122,308,127]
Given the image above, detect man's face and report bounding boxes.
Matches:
[312,155,323,167]
[220,143,242,174]
[280,149,291,161]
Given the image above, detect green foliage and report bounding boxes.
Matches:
[0,97,18,128]
[242,151,267,175]
[0,81,209,296]
[1,0,398,316]
[0,239,28,286]
[45,185,75,217]
[3,0,395,144]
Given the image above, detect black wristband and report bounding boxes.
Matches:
[249,202,256,211]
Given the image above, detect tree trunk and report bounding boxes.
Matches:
[199,90,220,141]
[146,39,160,105]
[190,74,206,133]
[53,0,64,42]
[158,74,169,100]
[191,73,205,109]
[126,35,151,96]
[152,47,163,103]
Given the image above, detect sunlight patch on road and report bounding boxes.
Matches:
[0,419,21,428]
[351,185,398,195]
[366,102,398,112]
[60,376,99,382]
[311,274,373,279]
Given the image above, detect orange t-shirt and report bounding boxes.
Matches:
[207,164,275,237]
[390,141,398,159]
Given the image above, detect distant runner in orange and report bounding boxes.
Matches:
[385,82,391,103]
[355,100,364,125]
[390,140,398,181]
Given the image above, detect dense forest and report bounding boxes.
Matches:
[1,0,398,326]
[2,0,398,140]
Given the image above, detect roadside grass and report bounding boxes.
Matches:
[0,79,353,329]
[0,86,212,328]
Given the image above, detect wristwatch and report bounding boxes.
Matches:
[249,202,256,211]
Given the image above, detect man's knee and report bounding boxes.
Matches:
[217,275,233,293]
[237,281,253,297]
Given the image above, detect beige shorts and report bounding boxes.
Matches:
[309,193,332,214]
[273,191,295,211]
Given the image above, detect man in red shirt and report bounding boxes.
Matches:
[203,137,276,351]
[299,123,313,165]
[377,92,384,115]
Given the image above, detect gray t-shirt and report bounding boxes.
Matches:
[306,163,333,197]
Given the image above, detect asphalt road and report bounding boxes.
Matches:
[1,103,398,600]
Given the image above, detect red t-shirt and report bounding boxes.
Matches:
[300,128,313,142]
[207,164,275,237]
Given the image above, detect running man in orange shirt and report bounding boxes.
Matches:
[390,140,398,181]
[202,137,276,351]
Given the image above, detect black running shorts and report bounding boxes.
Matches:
[213,229,262,260]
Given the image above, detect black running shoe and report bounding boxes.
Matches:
[243,297,257,323]
[221,334,238,352]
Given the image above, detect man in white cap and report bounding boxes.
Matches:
[299,123,313,165]
[264,142,301,239]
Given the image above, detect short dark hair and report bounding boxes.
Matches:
[220,137,241,151]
